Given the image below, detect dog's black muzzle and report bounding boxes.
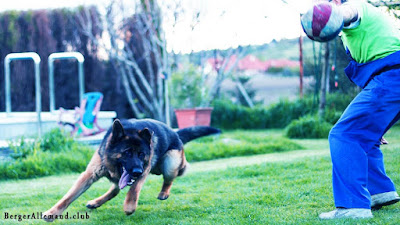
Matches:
[131,168,143,178]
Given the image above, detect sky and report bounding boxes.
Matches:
[0,0,315,54]
[162,0,314,53]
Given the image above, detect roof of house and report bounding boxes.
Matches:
[207,54,299,72]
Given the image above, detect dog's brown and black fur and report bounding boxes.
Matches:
[43,119,220,222]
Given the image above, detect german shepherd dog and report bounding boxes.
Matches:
[43,119,220,222]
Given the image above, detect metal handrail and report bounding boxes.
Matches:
[4,52,42,136]
[48,52,85,112]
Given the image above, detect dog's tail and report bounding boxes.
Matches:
[177,126,221,144]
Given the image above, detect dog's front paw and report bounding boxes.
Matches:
[157,192,169,200]
[123,204,136,215]
[86,200,101,209]
[43,209,60,222]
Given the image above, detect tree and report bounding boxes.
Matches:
[369,0,400,18]
[0,8,108,113]
[77,0,168,121]
[76,0,251,121]
[319,42,330,118]
[207,48,247,106]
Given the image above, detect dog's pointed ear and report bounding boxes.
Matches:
[111,119,125,143]
[138,128,153,144]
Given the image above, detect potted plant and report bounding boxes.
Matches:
[170,64,213,128]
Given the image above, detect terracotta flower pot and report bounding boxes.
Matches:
[174,107,213,129]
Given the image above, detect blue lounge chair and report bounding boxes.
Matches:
[58,92,105,136]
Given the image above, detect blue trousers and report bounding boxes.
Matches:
[329,68,400,209]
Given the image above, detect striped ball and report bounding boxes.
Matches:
[301,2,344,42]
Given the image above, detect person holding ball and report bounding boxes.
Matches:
[302,0,400,220]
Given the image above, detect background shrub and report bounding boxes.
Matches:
[323,108,342,125]
[211,97,315,129]
[211,100,269,129]
[325,92,354,112]
[0,129,93,180]
[265,98,315,128]
[170,64,209,108]
[285,115,332,139]
[211,93,354,130]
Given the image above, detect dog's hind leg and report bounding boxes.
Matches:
[158,149,187,200]
[86,184,120,209]
[158,180,174,200]
[43,151,105,222]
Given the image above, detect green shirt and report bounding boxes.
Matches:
[341,1,400,63]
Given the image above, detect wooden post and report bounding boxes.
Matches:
[319,42,330,118]
[299,30,304,98]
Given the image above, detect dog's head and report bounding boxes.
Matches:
[105,119,153,190]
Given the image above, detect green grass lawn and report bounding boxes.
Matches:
[184,129,303,162]
[0,127,399,224]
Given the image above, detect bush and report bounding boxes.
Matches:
[211,98,315,129]
[211,100,270,129]
[323,108,342,125]
[170,64,209,108]
[325,92,354,112]
[8,129,76,160]
[40,128,76,153]
[8,137,40,160]
[285,115,332,139]
[265,98,315,128]
[0,129,93,180]
[322,93,354,125]
[211,93,354,130]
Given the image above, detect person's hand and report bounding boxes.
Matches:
[339,4,358,26]
[380,137,389,145]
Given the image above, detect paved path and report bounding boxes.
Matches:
[189,149,330,173]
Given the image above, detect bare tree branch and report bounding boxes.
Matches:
[207,48,247,105]
[75,0,169,120]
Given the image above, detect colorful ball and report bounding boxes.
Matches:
[301,2,344,42]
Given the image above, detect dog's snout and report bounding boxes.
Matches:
[131,168,143,178]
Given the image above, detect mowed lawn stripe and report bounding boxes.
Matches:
[189,149,329,173]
